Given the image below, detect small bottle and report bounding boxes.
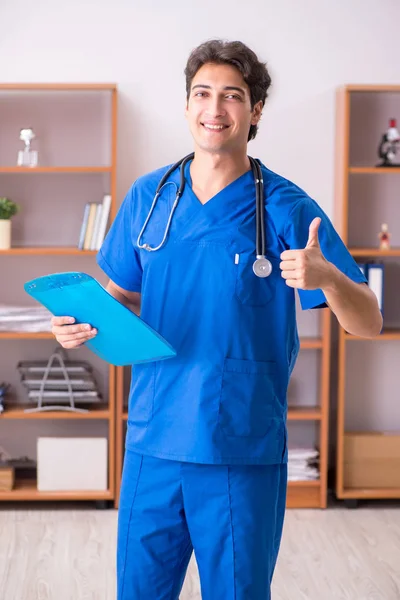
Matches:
[17,128,38,168]
[378,223,390,250]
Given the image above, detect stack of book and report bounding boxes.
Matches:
[288,447,319,481]
[78,194,111,251]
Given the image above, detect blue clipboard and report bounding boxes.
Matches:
[24,272,176,366]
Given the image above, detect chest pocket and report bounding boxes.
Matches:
[235,253,279,307]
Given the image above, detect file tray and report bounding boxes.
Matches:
[24,272,176,366]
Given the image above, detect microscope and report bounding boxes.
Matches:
[377,118,400,167]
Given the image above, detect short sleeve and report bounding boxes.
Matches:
[96,185,143,293]
[284,194,368,310]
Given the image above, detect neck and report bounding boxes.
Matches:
[190,149,250,196]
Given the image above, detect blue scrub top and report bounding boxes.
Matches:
[97,159,367,465]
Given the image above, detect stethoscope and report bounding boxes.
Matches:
[136,153,273,278]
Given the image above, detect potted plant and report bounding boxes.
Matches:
[0,197,19,250]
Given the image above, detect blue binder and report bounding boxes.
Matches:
[24,272,176,366]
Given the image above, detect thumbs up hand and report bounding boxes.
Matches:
[280,217,332,290]
[305,216,322,249]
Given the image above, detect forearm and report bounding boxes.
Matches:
[106,281,141,316]
[322,263,383,338]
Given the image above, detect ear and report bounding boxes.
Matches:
[250,100,263,126]
[184,98,189,119]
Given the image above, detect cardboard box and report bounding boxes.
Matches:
[0,464,15,491]
[344,432,400,488]
[37,437,108,491]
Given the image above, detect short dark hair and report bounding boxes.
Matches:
[184,39,272,141]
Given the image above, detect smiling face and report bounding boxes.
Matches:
[185,63,263,155]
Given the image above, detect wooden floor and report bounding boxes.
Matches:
[0,504,399,599]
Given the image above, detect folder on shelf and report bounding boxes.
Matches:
[366,262,384,316]
[24,272,176,366]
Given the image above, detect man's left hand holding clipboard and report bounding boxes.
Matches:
[50,279,140,351]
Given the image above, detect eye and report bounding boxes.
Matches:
[226,94,242,101]
[194,91,207,97]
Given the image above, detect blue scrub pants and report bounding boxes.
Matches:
[117,450,287,600]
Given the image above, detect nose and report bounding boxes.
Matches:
[204,96,226,119]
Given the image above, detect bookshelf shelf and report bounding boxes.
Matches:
[0,332,54,339]
[0,83,116,91]
[0,405,110,420]
[350,248,400,257]
[0,167,112,173]
[338,487,400,499]
[0,247,97,256]
[0,478,113,501]
[349,167,400,174]
[288,480,320,487]
[299,337,323,349]
[344,328,400,341]
[287,407,322,420]
[0,82,118,505]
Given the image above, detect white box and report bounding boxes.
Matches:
[37,437,108,491]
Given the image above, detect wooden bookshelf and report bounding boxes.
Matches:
[287,407,322,421]
[0,478,114,502]
[0,83,118,505]
[0,404,111,419]
[0,247,98,255]
[348,167,400,174]
[0,167,112,173]
[0,83,117,90]
[286,479,321,509]
[350,248,400,257]
[114,313,331,509]
[344,329,400,341]
[335,84,400,505]
[0,332,55,339]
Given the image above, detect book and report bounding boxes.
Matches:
[90,204,103,250]
[95,194,112,250]
[83,203,97,250]
[78,203,90,250]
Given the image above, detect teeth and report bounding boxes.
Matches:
[203,124,225,130]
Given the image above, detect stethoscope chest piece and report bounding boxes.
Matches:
[253,257,272,278]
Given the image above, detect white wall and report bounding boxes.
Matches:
[1,0,399,216]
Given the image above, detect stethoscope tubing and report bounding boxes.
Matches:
[136,154,272,277]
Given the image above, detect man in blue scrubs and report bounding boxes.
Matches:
[51,40,382,599]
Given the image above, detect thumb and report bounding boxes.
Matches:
[306,217,321,248]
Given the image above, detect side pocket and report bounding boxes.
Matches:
[219,358,279,438]
[129,362,156,426]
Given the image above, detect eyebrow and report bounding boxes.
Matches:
[191,84,246,95]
